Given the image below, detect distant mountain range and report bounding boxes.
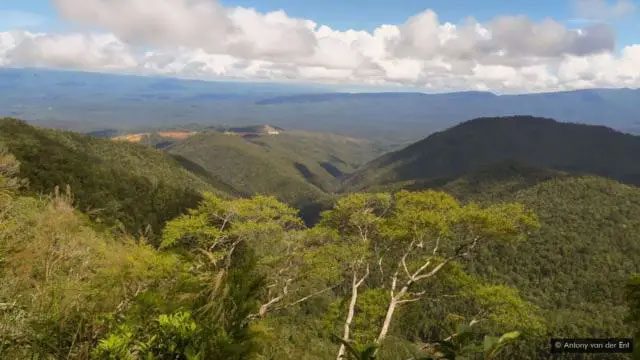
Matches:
[2,68,640,143]
[345,116,640,191]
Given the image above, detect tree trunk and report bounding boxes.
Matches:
[376,285,407,345]
[337,265,369,359]
[337,273,360,360]
[376,297,396,345]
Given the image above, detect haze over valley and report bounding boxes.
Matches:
[3,68,640,143]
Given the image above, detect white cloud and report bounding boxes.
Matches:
[54,0,318,59]
[558,45,640,87]
[0,1,637,92]
[3,31,136,70]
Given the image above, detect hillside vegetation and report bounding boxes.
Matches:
[2,114,639,359]
[1,147,550,359]
[346,116,640,191]
[0,118,227,235]
[353,156,640,348]
[443,168,640,341]
[342,115,640,356]
[164,129,382,221]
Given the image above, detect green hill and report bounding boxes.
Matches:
[470,175,640,341]
[0,118,227,235]
[345,116,640,191]
[162,128,382,220]
[368,162,640,346]
[2,115,639,358]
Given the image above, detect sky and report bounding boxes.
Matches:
[0,0,639,93]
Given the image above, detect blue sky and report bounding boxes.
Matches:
[0,0,638,92]
[2,0,638,46]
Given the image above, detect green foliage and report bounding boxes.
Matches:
[458,176,640,344]
[381,191,538,256]
[333,336,379,360]
[320,193,392,237]
[0,188,181,358]
[0,146,23,199]
[316,190,539,358]
[160,194,305,294]
[369,163,640,356]
[165,129,382,224]
[325,289,389,346]
[159,193,325,359]
[94,325,137,360]
[473,286,545,336]
[4,119,635,360]
[421,328,521,360]
[167,129,380,199]
[94,312,202,360]
[627,275,640,360]
[0,118,218,235]
[626,274,640,329]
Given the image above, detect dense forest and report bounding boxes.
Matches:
[1,118,639,359]
[0,118,227,237]
[346,116,640,191]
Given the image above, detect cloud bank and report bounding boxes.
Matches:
[0,0,638,92]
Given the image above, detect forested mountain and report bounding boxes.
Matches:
[1,143,548,359]
[166,129,380,193]
[340,117,640,343]
[1,115,639,359]
[346,116,640,191]
[0,118,230,236]
[439,165,640,343]
[344,159,640,358]
[132,128,383,222]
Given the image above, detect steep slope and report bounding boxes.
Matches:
[373,162,640,343]
[0,118,227,234]
[165,129,381,203]
[465,174,640,339]
[346,116,640,190]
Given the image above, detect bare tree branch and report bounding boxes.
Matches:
[275,284,338,311]
[337,263,370,360]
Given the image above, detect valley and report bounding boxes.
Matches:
[1,114,639,359]
[4,69,640,144]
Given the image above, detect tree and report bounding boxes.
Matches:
[0,185,180,359]
[161,193,343,358]
[161,193,312,317]
[320,190,539,358]
[320,193,392,359]
[0,147,23,201]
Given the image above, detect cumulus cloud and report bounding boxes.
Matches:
[0,1,638,92]
[389,11,614,64]
[54,0,318,59]
[4,32,136,70]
